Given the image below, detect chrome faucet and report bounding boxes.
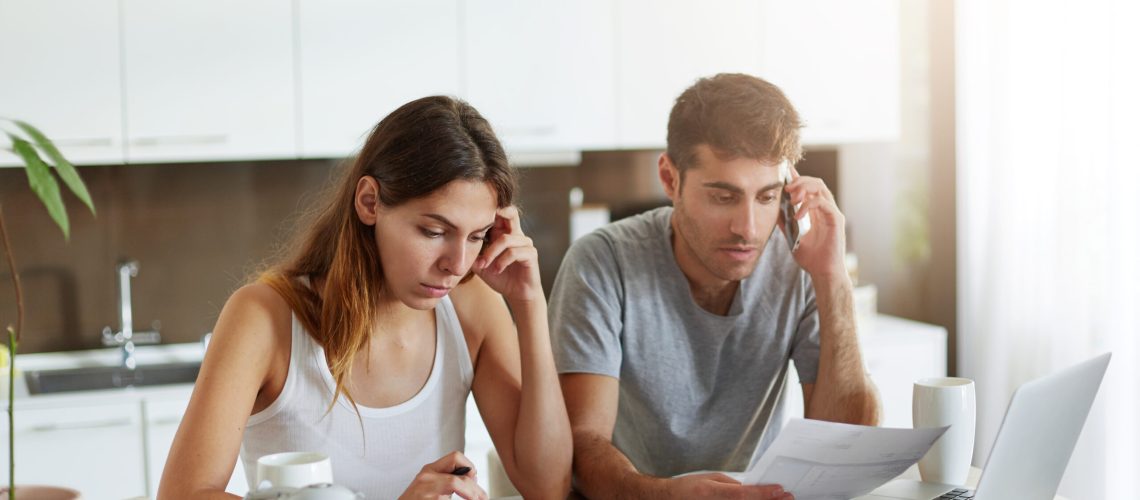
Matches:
[102,260,160,370]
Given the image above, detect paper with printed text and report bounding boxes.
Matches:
[739,418,949,500]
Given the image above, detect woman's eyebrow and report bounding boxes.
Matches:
[424,213,495,232]
[423,213,458,229]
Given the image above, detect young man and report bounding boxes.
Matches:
[550,73,880,499]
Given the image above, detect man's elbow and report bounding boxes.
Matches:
[852,381,882,426]
[807,385,882,426]
[858,394,882,426]
[566,428,617,496]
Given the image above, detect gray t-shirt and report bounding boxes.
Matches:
[549,206,820,477]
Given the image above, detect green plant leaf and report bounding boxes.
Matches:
[7,134,70,240]
[13,120,95,216]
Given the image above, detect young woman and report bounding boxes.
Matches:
[158,96,572,499]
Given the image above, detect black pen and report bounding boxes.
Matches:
[451,466,471,476]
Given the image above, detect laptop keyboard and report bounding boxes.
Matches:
[933,488,975,499]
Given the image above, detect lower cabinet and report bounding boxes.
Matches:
[0,391,250,499]
[0,402,147,499]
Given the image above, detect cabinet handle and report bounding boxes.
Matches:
[149,417,182,425]
[52,137,115,147]
[130,134,228,146]
[28,418,134,432]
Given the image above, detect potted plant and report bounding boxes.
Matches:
[0,119,96,500]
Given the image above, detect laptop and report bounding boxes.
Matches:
[856,352,1111,500]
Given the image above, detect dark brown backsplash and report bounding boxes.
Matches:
[0,158,583,353]
[1,159,336,352]
[0,148,835,354]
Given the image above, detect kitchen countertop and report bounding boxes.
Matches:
[3,342,206,410]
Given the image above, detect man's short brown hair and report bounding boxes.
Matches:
[666,73,803,174]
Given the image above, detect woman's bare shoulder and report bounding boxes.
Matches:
[229,282,289,311]
[213,282,294,350]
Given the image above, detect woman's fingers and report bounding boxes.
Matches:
[406,471,485,500]
[426,450,475,474]
[497,205,523,234]
[473,204,543,301]
[411,451,486,500]
[476,233,533,271]
[437,473,487,500]
[475,205,533,271]
[484,205,523,245]
[484,246,538,274]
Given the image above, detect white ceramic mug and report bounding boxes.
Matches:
[913,377,976,484]
[255,451,334,489]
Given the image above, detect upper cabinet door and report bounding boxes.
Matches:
[0,0,124,166]
[759,0,901,145]
[298,0,461,158]
[121,0,296,163]
[462,0,617,155]
[615,0,763,149]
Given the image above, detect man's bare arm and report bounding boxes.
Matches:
[803,276,880,425]
[562,373,669,499]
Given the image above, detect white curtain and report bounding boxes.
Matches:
[957,0,1140,498]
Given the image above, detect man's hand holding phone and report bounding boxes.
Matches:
[778,161,804,253]
[779,164,848,283]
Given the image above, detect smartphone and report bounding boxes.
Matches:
[779,179,801,253]
[779,162,801,253]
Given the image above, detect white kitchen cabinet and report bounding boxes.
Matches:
[784,314,947,429]
[297,0,461,158]
[144,398,248,498]
[861,315,948,428]
[615,0,764,149]
[0,402,146,499]
[462,0,617,155]
[0,0,125,166]
[143,398,186,498]
[4,1,903,168]
[120,0,296,163]
[759,0,901,144]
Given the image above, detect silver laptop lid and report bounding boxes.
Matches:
[975,352,1111,500]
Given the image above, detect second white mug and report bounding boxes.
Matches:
[255,451,333,489]
[913,377,975,485]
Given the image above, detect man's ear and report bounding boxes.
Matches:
[354,176,381,226]
[658,153,681,202]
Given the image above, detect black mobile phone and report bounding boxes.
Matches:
[780,179,800,253]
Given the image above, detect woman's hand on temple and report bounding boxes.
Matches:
[473,205,543,304]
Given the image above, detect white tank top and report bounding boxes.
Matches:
[240,296,474,498]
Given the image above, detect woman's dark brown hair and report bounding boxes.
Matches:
[260,95,516,412]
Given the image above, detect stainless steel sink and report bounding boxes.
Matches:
[24,361,201,395]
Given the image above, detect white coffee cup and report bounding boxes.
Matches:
[913,377,976,484]
[255,451,334,489]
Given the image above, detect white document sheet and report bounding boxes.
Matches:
[739,419,948,500]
